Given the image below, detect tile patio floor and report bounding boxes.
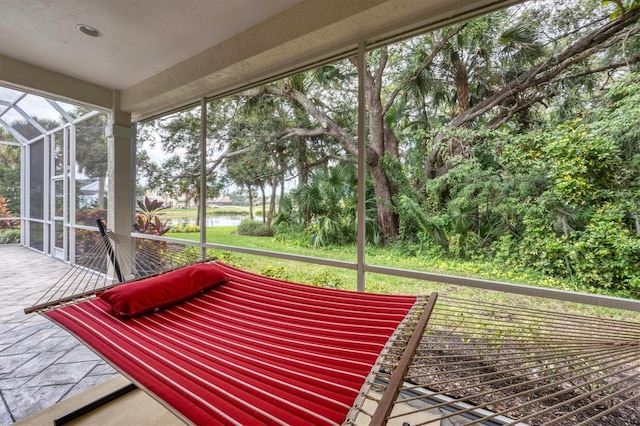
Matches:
[0,244,117,425]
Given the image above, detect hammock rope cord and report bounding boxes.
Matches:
[27,225,202,313]
[344,294,435,424]
[347,296,640,425]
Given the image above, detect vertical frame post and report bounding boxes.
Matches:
[199,97,207,260]
[357,41,367,292]
[69,124,77,263]
[106,90,134,279]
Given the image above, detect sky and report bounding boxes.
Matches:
[0,86,80,144]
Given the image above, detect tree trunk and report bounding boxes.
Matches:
[247,184,254,220]
[267,173,278,230]
[259,183,266,223]
[296,137,310,187]
[367,66,399,243]
[369,157,399,244]
[453,57,470,114]
[195,198,200,225]
[557,211,572,237]
[194,179,201,225]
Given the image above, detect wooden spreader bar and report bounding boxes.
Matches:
[369,292,438,425]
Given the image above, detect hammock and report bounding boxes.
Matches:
[41,261,424,425]
[26,226,640,425]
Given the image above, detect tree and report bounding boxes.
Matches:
[236,1,638,245]
[75,114,109,209]
[0,143,21,215]
[139,105,226,224]
[138,110,204,212]
[275,162,379,246]
[224,98,287,229]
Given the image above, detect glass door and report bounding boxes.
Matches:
[50,129,68,260]
[52,178,65,258]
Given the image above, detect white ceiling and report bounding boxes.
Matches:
[0,0,304,90]
[0,0,519,120]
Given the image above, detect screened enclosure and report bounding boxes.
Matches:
[0,86,109,262]
[2,0,640,423]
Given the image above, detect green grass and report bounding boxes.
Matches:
[163,206,255,217]
[170,226,357,261]
[166,225,640,321]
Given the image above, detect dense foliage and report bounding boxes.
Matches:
[0,134,21,243]
[398,77,640,297]
[0,143,20,216]
[236,219,273,237]
[135,0,639,297]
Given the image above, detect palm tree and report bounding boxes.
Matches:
[75,114,109,208]
[284,163,380,246]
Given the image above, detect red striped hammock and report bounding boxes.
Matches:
[37,260,640,425]
[44,262,419,425]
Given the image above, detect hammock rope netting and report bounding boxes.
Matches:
[349,296,640,426]
[28,225,203,312]
[27,228,640,425]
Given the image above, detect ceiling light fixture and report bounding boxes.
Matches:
[77,24,101,37]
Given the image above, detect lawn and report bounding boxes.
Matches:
[167,225,640,321]
[163,206,255,217]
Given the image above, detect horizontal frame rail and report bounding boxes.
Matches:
[179,237,640,312]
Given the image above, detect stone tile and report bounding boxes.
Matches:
[0,328,36,347]
[0,324,21,336]
[0,353,37,375]
[3,384,74,421]
[0,395,13,426]
[6,351,65,378]
[64,374,116,400]
[51,328,76,339]
[0,245,117,422]
[1,327,60,355]
[0,307,24,318]
[0,322,51,346]
[3,315,49,328]
[25,361,97,387]
[88,363,117,376]
[24,335,80,354]
[57,345,103,364]
[0,375,30,390]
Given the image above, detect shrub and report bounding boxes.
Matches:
[0,197,19,229]
[260,265,291,281]
[237,219,273,237]
[216,251,243,267]
[74,209,109,259]
[309,271,346,289]
[75,208,108,227]
[496,203,640,297]
[134,196,172,236]
[169,224,200,233]
[0,229,20,244]
[569,204,640,293]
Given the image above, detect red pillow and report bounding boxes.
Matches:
[99,263,227,317]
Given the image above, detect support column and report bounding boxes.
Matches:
[106,90,135,280]
[356,42,366,292]
[199,97,207,260]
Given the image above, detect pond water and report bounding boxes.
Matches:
[167,215,246,227]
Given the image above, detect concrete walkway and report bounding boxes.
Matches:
[0,245,117,425]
